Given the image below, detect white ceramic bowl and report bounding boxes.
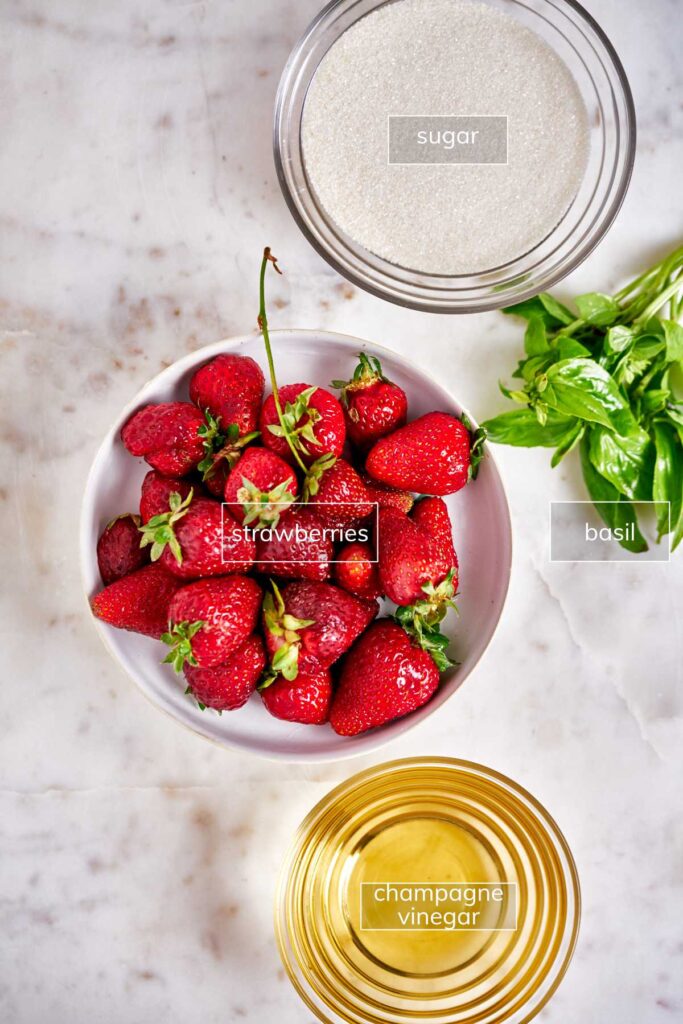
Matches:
[80,330,512,761]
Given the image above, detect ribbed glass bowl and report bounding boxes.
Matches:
[274,0,635,313]
[276,758,580,1024]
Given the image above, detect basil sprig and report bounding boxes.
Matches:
[482,245,683,552]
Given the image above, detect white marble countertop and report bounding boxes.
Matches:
[1,1,681,1021]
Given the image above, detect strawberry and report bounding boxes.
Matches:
[412,497,458,571]
[183,634,266,711]
[333,541,382,601]
[359,472,414,515]
[163,576,262,669]
[304,457,373,527]
[97,513,148,584]
[377,503,457,671]
[329,620,440,736]
[140,471,194,523]
[121,402,216,477]
[91,563,182,639]
[190,353,264,436]
[259,384,345,466]
[224,447,298,529]
[139,491,255,578]
[366,412,472,496]
[332,353,407,451]
[260,656,332,725]
[255,505,333,581]
[201,459,231,498]
[378,506,455,607]
[262,580,377,679]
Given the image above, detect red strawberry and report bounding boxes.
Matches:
[359,472,414,515]
[412,497,458,571]
[255,505,333,581]
[366,412,472,496]
[333,541,382,601]
[260,657,332,725]
[202,459,231,498]
[259,384,345,466]
[183,634,266,711]
[263,580,377,678]
[377,503,457,671]
[139,491,255,578]
[305,457,373,527]
[91,563,182,639]
[332,353,407,451]
[97,513,148,584]
[140,471,194,523]
[190,353,264,436]
[378,506,456,607]
[224,447,298,528]
[330,620,440,736]
[121,402,211,476]
[163,576,262,669]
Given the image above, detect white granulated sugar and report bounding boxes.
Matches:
[302,0,590,275]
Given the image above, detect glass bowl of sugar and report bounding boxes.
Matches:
[274,0,635,313]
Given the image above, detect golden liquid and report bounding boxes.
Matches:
[347,817,503,974]
[276,759,579,1024]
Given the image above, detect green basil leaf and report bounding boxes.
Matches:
[588,424,654,500]
[502,297,551,322]
[635,316,665,341]
[575,292,620,326]
[579,436,648,553]
[498,380,528,403]
[673,510,683,551]
[653,422,683,542]
[511,360,526,380]
[613,351,654,388]
[481,408,576,447]
[555,337,591,359]
[524,315,549,356]
[520,353,554,381]
[544,358,636,435]
[632,334,665,360]
[660,319,683,362]
[550,421,585,468]
[640,389,669,416]
[503,294,571,327]
[666,404,683,429]
[538,293,574,325]
[605,325,634,354]
[518,345,587,382]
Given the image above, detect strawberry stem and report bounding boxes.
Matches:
[258,248,309,475]
[236,475,297,529]
[302,452,337,502]
[331,351,384,397]
[161,620,203,672]
[261,580,315,683]
[393,569,458,672]
[196,409,227,475]
[139,488,194,564]
[461,413,486,481]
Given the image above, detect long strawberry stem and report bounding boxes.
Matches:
[258,248,308,475]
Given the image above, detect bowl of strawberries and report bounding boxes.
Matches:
[81,254,511,760]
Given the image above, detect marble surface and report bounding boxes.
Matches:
[0,1,682,1021]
